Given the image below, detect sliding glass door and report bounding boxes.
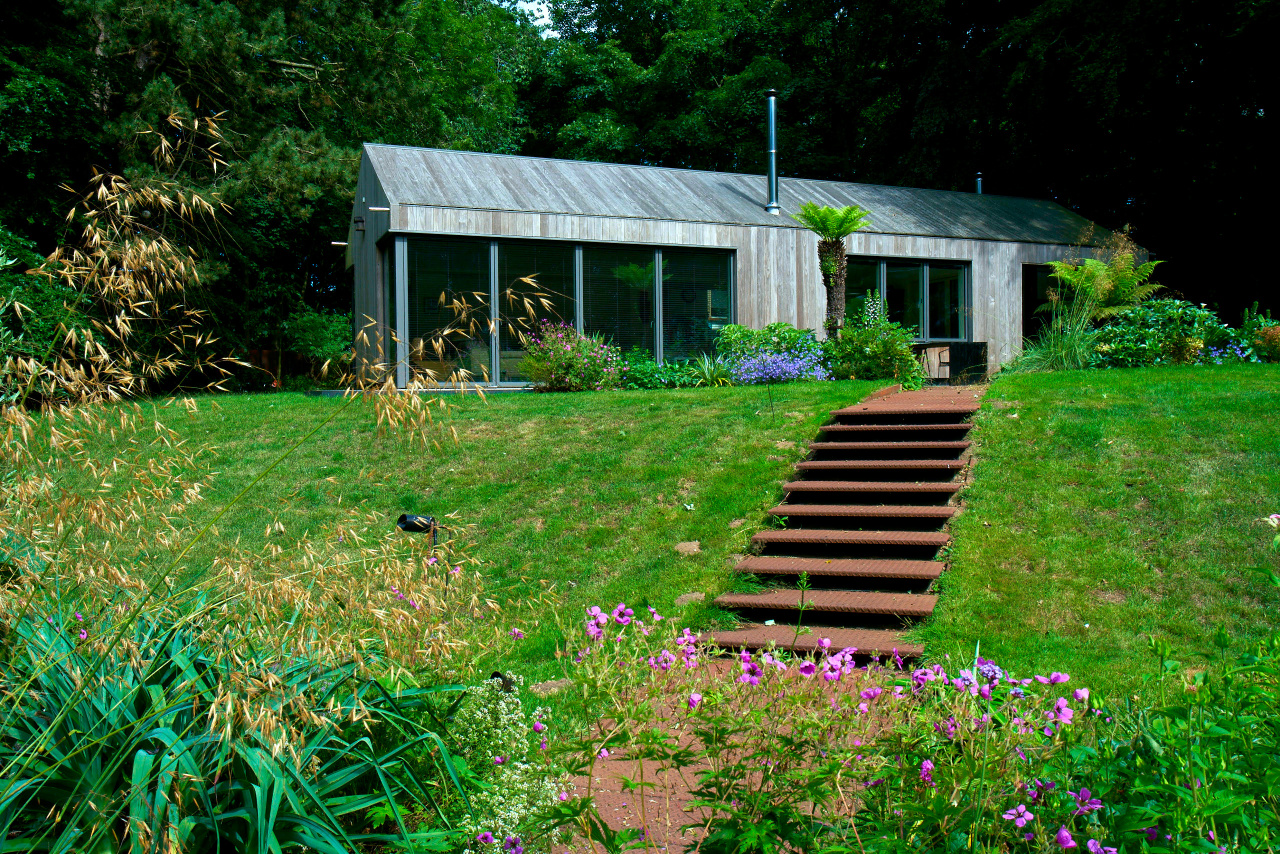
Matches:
[846,256,970,342]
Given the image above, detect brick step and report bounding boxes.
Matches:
[752,529,950,547]
[808,440,971,451]
[769,504,956,519]
[783,480,962,494]
[713,624,922,658]
[819,423,972,433]
[832,403,980,418]
[715,589,937,617]
[793,460,962,473]
[735,556,945,580]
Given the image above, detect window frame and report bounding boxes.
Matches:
[399,235,736,387]
[847,255,972,343]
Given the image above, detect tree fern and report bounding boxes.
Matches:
[790,202,872,337]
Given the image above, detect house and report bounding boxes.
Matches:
[347,142,1103,387]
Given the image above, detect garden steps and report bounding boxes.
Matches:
[768,504,957,520]
[714,590,937,617]
[734,556,945,581]
[713,385,985,662]
[713,624,924,658]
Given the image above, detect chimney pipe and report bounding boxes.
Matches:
[975,172,983,194]
[765,90,780,215]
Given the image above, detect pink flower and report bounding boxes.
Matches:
[1047,697,1074,725]
[477,832,495,845]
[508,628,525,639]
[533,721,546,733]
[597,748,609,759]
[1073,687,1090,704]
[1002,804,1033,828]
[450,566,461,575]
[920,759,935,787]
[78,629,87,640]
[687,692,702,710]
[74,612,83,622]
[1086,841,1117,854]
[611,603,633,625]
[1069,787,1102,815]
[1056,827,1077,849]
[493,756,505,765]
[817,637,832,650]
[558,792,569,801]
[860,686,882,701]
[648,607,663,621]
[798,661,817,677]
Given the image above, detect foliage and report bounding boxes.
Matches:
[715,322,825,368]
[791,201,872,336]
[826,290,926,389]
[284,307,353,377]
[519,321,624,391]
[0,600,467,853]
[1093,299,1257,368]
[1010,288,1100,372]
[618,347,698,389]
[689,352,736,387]
[731,351,830,384]
[1241,304,1280,362]
[1045,254,1162,322]
[450,675,568,854]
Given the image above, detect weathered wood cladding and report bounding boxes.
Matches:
[351,155,392,374]
[350,147,1096,380]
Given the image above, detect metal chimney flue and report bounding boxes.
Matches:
[975,172,983,194]
[765,90,780,215]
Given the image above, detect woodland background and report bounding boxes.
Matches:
[1,0,1274,385]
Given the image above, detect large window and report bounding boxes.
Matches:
[845,256,970,342]
[583,246,657,355]
[402,237,733,385]
[406,239,491,383]
[662,249,732,361]
[497,242,576,382]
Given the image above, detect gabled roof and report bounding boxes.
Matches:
[364,144,1097,246]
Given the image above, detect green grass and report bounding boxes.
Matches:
[143,380,880,679]
[919,363,1280,698]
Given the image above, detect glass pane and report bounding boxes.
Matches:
[928,263,964,339]
[886,263,922,337]
[406,238,491,383]
[382,247,395,368]
[583,246,656,355]
[1022,264,1053,340]
[662,249,731,361]
[845,259,879,321]
[497,242,576,382]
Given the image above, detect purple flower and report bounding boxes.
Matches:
[1035,672,1071,684]
[648,606,663,621]
[77,629,88,640]
[920,759,935,787]
[493,756,505,765]
[597,748,609,759]
[798,660,817,677]
[503,836,524,854]
[688,692,702,710]
[860,686,883,701]
[738,657,763,686]
[1087,841,1117,854]
[648,649,677,672]
[74,612,83,622]
[533,720,546,733]
[476,832,495,845]
[762,652,787,671]
[975,656,1005,684]
[1002,804,1034,828]
[508,628,525,639]
[558,791,569,801]
[1047,697,1074,726]
[1056,827,1077,849]
[1073,687,1090,704]
[611,603,633,625]
[1069,787,1102,815]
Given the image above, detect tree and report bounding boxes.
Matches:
[790,202,871,338]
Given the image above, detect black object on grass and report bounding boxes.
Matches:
[396,514,438,544]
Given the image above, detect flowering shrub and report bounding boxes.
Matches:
[518,321,623,391]
[1253,324,1280,363]
[618,347,698,389]
[715,322,826,368]
[532,588,1280,853]
[731,351,831,384]
[826,290,926,388]
[451,675,568,854]
[1093,300,1258,367]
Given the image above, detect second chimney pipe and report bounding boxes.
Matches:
[765,90,780,215]
[975,172,983,194]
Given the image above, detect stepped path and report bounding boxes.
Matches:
[713,384,985,660]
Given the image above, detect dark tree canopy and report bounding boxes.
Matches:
[2,0,1275,372]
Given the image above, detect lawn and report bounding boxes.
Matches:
[919,363,1280,699]
[138,380,880,679]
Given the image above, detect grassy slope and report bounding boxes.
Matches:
[919,364,1280,698]
[161,380,880,678]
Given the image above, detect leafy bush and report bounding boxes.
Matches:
[1011,291,1100,373]
[0,600,468,853]
[283,307,353,377]
[715,322,825,368]
[618,347,698,389]
[518,321,623,392]
[731,351,830,384]
[1094,299,1257,368]
[827,290,926,389]
[689,352,735,387]
[1255,326,1280,363]
[1045,252,1161,320]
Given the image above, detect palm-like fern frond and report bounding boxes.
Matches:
[790,202,872,240]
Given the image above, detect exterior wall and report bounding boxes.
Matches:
[350,157,393,375]
[350,154,1084,380]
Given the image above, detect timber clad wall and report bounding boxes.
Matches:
[352,144,1101,381]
